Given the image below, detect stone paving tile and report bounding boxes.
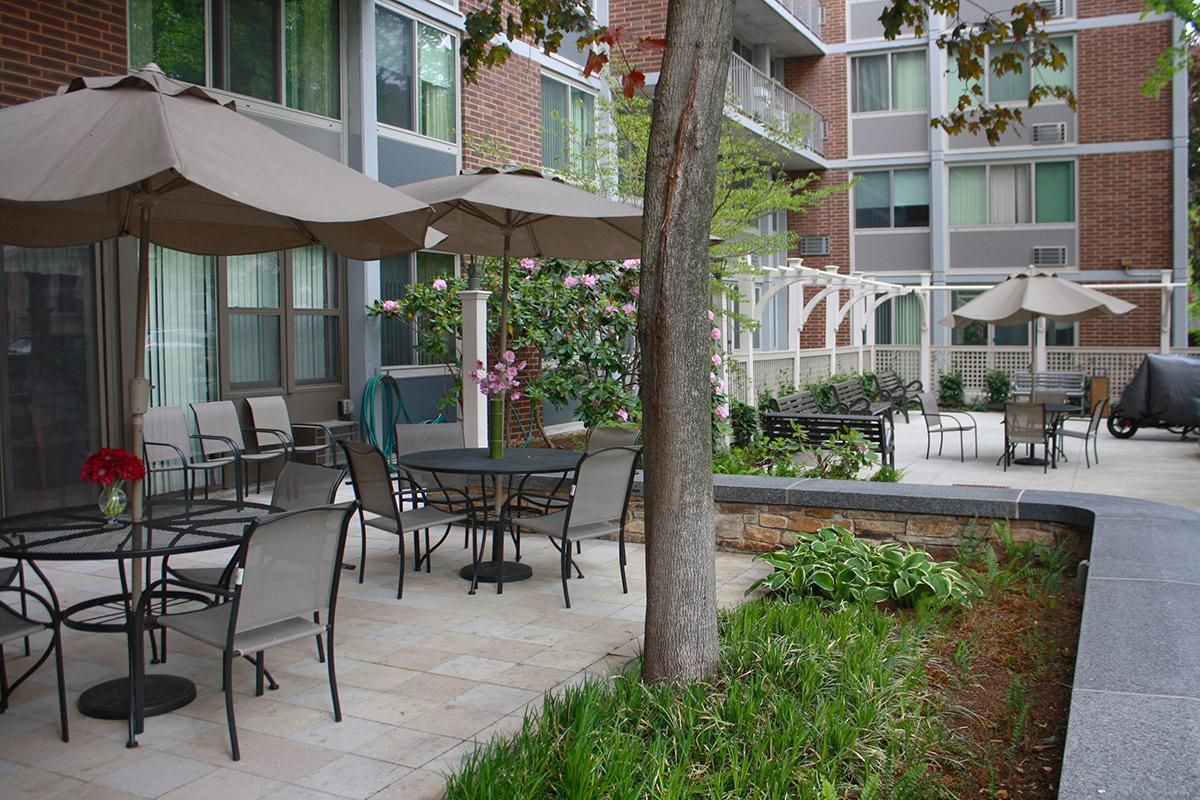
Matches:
[92,751,216,798]
[295,754,410,800]
[288,716,395,753]
[428,654,518,681]
[164,729,341,784]
[450,683,540,715]
[367,768,448,800]
[402,703,505,740]
[351,726,462,768]
[158,766,284,800]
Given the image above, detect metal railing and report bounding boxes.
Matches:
[777,0,824,37]
[727,52,825,156]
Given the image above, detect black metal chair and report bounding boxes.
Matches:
[341,441,471,598]
[918,391,977,461]
[132,503,357,760]
[190,400,290,499]
[144,405,237,499]
[0,560,68,742]
[496,446,641,608]
[393,422,490,548]
[1004,402,1051,473]
[246,395,338,464]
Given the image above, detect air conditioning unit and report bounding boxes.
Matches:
[1034,0,1064,17]
[800,235,830,256]
[1032,122,1067,144]
[1033,246,1068,267]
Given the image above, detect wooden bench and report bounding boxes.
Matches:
[1011,371,1086,406]
[766,390,822,416]
[873,369,923,423]
[761,411,895,468]
[831,378,892,418]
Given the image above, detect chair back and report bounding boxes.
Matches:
[232,503,355,633]
[1005,403,1046,442]
[271,462,346,511]
[340,441,400,521]
[1086,397,1109,435]
[246,396,292,449]
[587,427,641,451]
[144,406,194,465]
[395,422,465,489]
[190,400,246,456]
[917,392,941,426]
[566,446,640,527]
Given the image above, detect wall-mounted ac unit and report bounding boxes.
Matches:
[1034,0,1065,17]
[1033,246,1068,267]
[1032,122,1067,144]
[800,235,830,256]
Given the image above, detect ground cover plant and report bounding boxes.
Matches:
[445,521,1080,800]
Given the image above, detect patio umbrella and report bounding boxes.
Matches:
[0,65,441,599]
[396,167,644,453]
[939,266,1136,370]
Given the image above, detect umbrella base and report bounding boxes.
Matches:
[459,561,532,584]
[78,675,196,720]
[1012,456,1049,466]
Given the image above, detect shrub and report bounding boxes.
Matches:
[870,464,905,483]
[712,431,805,477]
[749,526,980,608]
[985,370,1011,406]
[938,371,965,408]
[730,399,758,445]
[802,427,879,480]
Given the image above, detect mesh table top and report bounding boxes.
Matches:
[397,447,582,476]
[0,500,275,561]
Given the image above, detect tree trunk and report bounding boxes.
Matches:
[639,0,736,684]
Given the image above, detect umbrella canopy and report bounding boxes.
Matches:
[0,65,440,259]
[940,267,1136,328]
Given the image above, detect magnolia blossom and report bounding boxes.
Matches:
[715,404,730,420]
[711,327,722,341]
[432,278,447,291]
[621,258,641,271]
[582,274,597,288]
[712,353,723,366]
[564,276,579,288]
[616,408,629,422]
[717,379,727,394]
[520,258,537,271]
[709,372,717,383]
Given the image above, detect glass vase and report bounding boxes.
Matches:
[98,481,127,521]
[488,396,505,460]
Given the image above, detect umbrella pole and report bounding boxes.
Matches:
[129,202,153,612]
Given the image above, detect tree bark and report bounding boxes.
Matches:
[639,0,736,684]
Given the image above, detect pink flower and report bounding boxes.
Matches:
[520,258,537,271]
[715,404,730,420]
[630,286,640,298]
[717,379,726,394]
[621,258,641,271]
[432,278,447,291]
[603,305,617,315]
[617,408,629,422]
[583,274,597,288]
[709,372,717,383]
[381,299,399,312]
[712,353,723,366]
[706,310,715,321]
[621,303,636,315]
[511,391,521,401]
[564,276,579,288]
[711,327,722,341]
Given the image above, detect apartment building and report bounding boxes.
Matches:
[0,0,1189,514]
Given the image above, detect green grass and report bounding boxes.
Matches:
[444,599,952,800]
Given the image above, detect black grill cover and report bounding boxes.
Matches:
[1117,354,1200,426]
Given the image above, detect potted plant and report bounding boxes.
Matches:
[985,369,1011,410]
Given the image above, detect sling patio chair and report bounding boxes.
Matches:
[341,441,471,598]
[394,421,490,548]
[132,503,357,760]
[190,400,291,500]
[246,395,338,464]
[144,405,237,499]
[1059,397,1109,469]
[0,560,68,742]
[918,391,978,462]
[1004,402,1051,474]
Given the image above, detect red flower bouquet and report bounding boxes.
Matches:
[80,448,145,520]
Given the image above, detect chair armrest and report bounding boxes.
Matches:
[144,441,188,465]
[192,434,241,457]
[839,397,870,414]
[288,422,337,449]
[0,584,58,624]
[904,379,923,393]
[244,427,293,450]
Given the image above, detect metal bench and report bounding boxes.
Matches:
[831,378,892,418]
[873,369,923,423]
[766,390,822,416]
[1011,371,1086,405]
[760,411,895,468]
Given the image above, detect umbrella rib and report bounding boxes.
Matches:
[598,217,642,244]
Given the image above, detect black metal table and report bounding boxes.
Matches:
[0,499,274,729]
[1012,402,1083,467]
[396,447,581,588]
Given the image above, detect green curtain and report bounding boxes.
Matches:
[570,88,596,176]
[285,0,340,118]
[418,23,456,142]
[854,55,889,112]
[854,172,891,228]
[292,246,333,309]
[1035,36,1074,92]
[949,167,986,226]
[1035,162,1074,223]
[989,42,1030,102]
[894,294,920,345]
[541,77,569,171]
[227,253,280,309]
[891,50,927,110]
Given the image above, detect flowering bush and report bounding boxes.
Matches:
[80,448,146,486]
[366,298,403,319]
[471,350,527,400]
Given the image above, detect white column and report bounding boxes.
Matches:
[459,289,491,447]
[919,276,932,391]
[738,274,756,404]
[1035,317,1048,372]
[865,292,877,373]
[825,266,839,376]
[1160,269,1173,354]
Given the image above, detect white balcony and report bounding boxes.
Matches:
[733,0,825,57]
[727,52,825,165]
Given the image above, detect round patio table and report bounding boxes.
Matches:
[396,447,581,589]
[0,499,274,727]
[1012,402,1083,467]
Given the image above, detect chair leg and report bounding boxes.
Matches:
[924,430,931,459]
[560,537,572,609]
[396,534,406,600]
[618,535,628,595]
[469,523,487,595]
[222,652,240,761]
[357,509,367,584]
[314,612,326,663]
[1093,436,1099,466]
[958,430,965,462]
[325,630,341,723]
[255,652,265,697]
[0,647,8,712]
[51,623,68,742]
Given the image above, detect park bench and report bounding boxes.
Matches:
[766,389,822,416]
[831,378,892,418]
[873,369,923,423]
[760,411,895,468]
[1010,371,1086,406]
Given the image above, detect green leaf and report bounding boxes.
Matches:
[923,573,952,599]
[812,571,835,594]
[893,577,913,598]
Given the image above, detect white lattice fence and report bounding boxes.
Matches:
[873,347,921,384]
[728,352,796,404]
[797,352,834,386]
[835,351,860,376]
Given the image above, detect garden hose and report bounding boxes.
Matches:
[360,372,411,465]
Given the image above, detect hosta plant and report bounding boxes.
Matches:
[748,526,980,608]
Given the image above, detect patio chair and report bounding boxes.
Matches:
[191,400,290,499]
[0,564,29,657]
[246,395,337,464]
[1059,397,1108,468]
[917,392,977,461]
[0,562,68,742]
[394,422,490,546]
[341,441,471,598]
[1004,403,1050,474]
[133,503,357,761]
[144,405,237,499]
[495,446,641,608]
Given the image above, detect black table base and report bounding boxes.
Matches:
[1012,456,1049,466]
[78,674,196,721]
[460,560,532,584]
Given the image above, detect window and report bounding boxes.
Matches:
[948,36,1073,105]
[873,294,921,345]
[853,168,929,229]
[128,0,341,118]
[375,6,457,143]
[380,251,457,366]
[949,161,1074,226]
[852,50,927,112]
[541,76,595,176]
[227,247,341,389]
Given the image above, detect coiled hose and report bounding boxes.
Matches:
[360,373,410,465]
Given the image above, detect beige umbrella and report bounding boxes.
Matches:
[397,167,643,454]
[0,65,440,603]
[940,266,1136,369]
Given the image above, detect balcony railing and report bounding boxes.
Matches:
[727,52,825,156]
[778,0,823,37]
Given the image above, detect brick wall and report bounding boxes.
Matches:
[784,54,847,160]
[1078,0,1149,18]
[1078,288,1164,346]
[1077,23,1172,144]
[608,0,668,74]
[0,0,126,109]
[1078,151,1173,274]
[461,51,544,170]
[786,168,853,348]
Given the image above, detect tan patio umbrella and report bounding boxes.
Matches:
[939,266,1136,370]
[396,167,643,453]
[0,65,441,600]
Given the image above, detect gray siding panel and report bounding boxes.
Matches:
[378,137,458,187]
[852,113,930,155]
[246,113,342,160]
[854,230,931,271]
[948,104,1076,150]
[949,228,1076,270]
